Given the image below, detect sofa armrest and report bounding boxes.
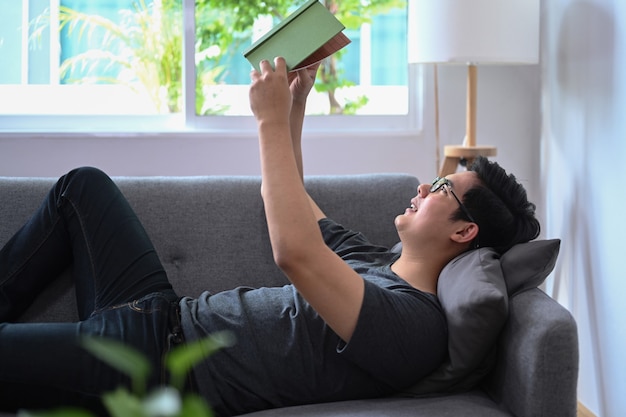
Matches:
[484,288,579,417]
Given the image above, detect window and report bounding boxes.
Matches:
[0,0,419,133]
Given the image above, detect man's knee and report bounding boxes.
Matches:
[56,166,117,204]
[66,166,111,183]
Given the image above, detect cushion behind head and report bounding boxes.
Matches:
[397,239,561,396]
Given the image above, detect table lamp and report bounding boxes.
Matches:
[408,0,540,176]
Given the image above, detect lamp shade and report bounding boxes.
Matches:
[408,0,540,64]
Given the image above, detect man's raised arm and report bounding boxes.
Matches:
[249,58,364,342]
[287,62,326,220]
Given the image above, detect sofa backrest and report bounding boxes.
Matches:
[0,173,419,323]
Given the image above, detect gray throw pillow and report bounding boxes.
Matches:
[501,239,560,296]
[397,239,561,396]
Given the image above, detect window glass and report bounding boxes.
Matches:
[1,0,183,116]
[0,0,410,130]
[194,0,407,117]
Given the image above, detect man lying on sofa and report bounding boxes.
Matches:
[0,57,540,416]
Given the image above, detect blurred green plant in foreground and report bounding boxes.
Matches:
[19,331,234,417]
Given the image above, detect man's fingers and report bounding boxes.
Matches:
[259,59,273,73]
[273,56,287,73]
[256,57,288,77]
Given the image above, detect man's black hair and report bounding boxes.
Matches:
[453,156,541,253]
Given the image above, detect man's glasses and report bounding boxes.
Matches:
[430,177,477,224]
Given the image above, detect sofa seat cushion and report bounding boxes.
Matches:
[239,390,512,417]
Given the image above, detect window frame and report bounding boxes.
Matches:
[0,0,423,136]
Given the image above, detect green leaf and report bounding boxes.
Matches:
[102,388,146,417]
[81,336,151,396]
[165,331,235,390]
[18,409,96,417]
[180,394,215,417]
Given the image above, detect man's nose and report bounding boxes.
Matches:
[417,183,430,197]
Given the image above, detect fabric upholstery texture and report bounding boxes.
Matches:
[241,392,512,417]
[483,289,579,417]
[500,239,561,296]
[0,173,578,417]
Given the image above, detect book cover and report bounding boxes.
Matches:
[243,0,351,72]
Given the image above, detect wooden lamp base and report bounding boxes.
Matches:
[439,145,497,177]
[435,65,498,177]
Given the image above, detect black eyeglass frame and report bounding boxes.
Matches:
[430,177,478,224]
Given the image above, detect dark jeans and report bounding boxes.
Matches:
[0,167,181,412]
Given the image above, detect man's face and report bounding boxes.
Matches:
[394,171,480,247]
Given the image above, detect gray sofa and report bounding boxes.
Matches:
[0,173,578,417]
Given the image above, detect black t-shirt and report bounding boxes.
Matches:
[180,218,447,416]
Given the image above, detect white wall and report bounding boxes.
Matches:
[542,0,626,416]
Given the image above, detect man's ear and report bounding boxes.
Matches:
[451,222,479,245]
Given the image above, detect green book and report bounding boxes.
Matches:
[243,0,351,72]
